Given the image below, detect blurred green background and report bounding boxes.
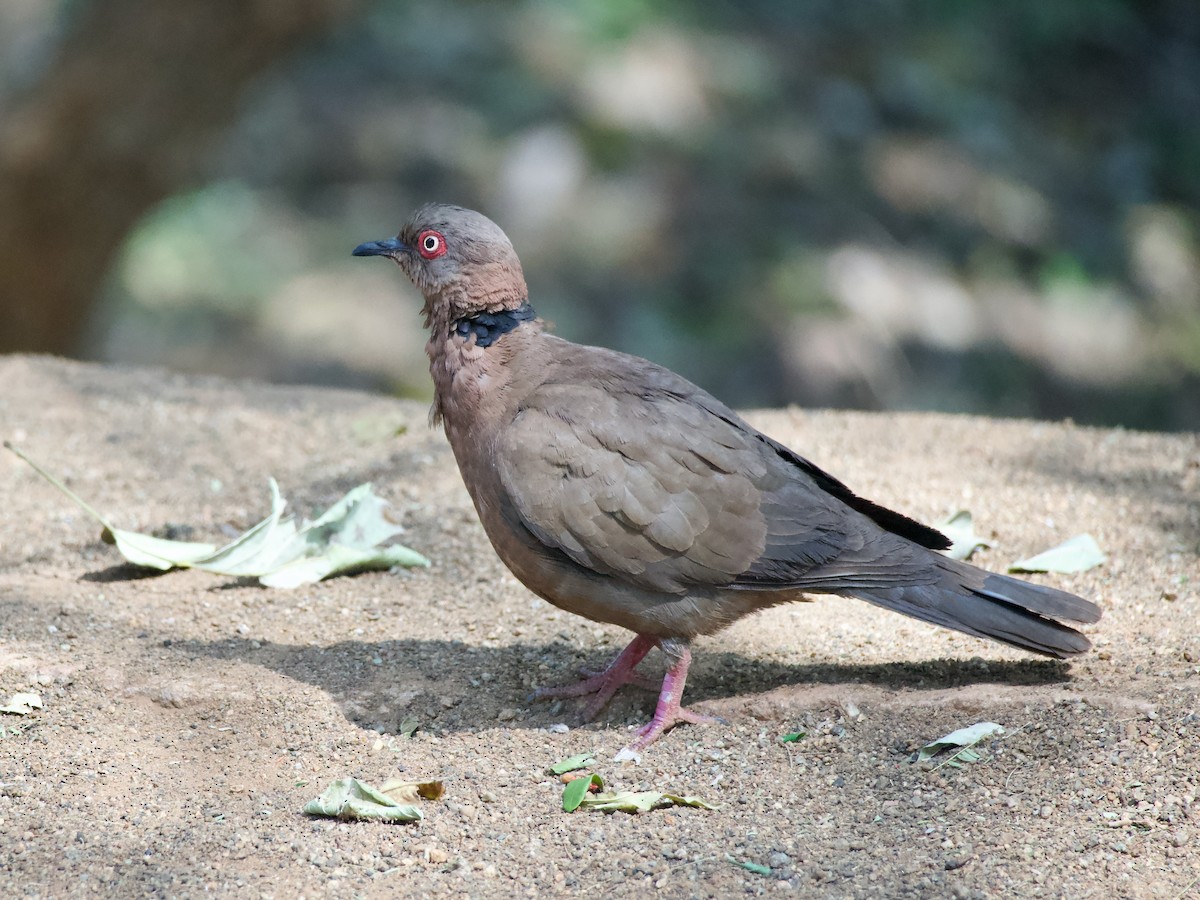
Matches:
[2,0,1198,430]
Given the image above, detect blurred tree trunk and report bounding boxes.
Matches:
[0,0,361,357]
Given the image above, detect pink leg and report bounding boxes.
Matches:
[626,639,720,751]
[529,634,658,721]
[530,635,720,747]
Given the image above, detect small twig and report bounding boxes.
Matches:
[1004,763,1027,792]
[1104,818,1154,829]
[930,744,982,773]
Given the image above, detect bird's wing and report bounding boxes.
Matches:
[495,379,910,595]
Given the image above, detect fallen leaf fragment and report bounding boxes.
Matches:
[562,773,604,812]
[379,777,445,803]
[398,715,420,738]
[549,752,596,775]
[727,855,772,876]
[303,777,422,823]
[612,746,642,764]
[576,790,718,813]
[258,541,428,588]
[0,693,43,715]
[780,731,806,743]
[916,722,1005,767]
[938,510,992,561]
[1008,534,1105,574]
[4,443,429,587]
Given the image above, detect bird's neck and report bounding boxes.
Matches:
[424,290,543,433]
[449,301,537,348]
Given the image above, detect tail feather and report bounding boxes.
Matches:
[856,557,1100,659]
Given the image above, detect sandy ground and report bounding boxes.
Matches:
[0,355,1197,898]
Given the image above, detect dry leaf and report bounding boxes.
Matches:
[379,777,445,803]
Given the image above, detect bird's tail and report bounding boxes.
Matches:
[854,557,1101,659]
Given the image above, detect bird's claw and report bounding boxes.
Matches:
[624,706,722,752]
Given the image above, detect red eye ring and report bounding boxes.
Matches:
[417,229,447,260]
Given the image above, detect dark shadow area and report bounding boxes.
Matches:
[176,635,1075,738]
[80,564,173,583]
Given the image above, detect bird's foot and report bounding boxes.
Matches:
[625,704,720,752]
[531,634,719,751]
[528,634,658,721]
[620,641,719,752]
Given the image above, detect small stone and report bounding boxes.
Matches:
[768,851,792,868]
[497,708,518,721]
[548,723,570,734]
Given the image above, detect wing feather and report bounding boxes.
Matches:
[495,379,876,595]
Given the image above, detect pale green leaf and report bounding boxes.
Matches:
[303,777,422,823]
[103,528,218,570]
[549,752,596,775]
[0,693,43,715]
[293,483,407,551]
[258,543,429,588]
[916,722,1004,763]
[5,443,429,587]
[189,479,295,575]
[1008,534,1105,574]
[938,510,992,561]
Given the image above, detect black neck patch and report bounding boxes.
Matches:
[451,302,536,348]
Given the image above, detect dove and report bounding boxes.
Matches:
[354,204,1101,751]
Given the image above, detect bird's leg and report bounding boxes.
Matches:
[529,634,658,720]
[625,638,720,750]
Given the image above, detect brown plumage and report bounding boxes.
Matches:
[354,204,1102,752]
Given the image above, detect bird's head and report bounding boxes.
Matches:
[353,204,528,325]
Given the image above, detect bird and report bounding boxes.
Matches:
[353,204,1101,753]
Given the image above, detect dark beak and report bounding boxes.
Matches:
[352,236,409,258]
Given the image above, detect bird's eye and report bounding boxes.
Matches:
[418,229,447,260]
